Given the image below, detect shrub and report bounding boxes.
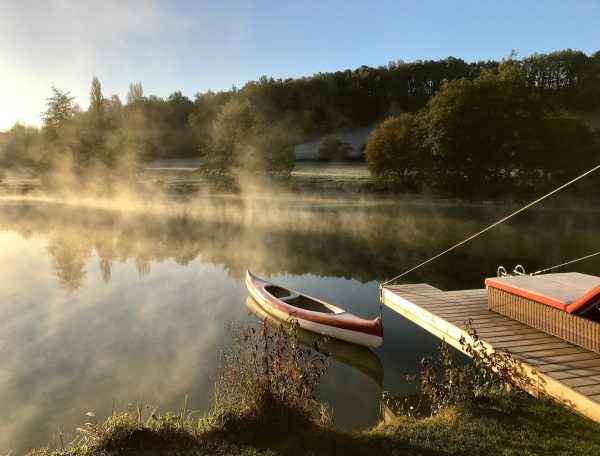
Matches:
[211,321,330,426]
[384,324,531,417]
[364,114,424,190]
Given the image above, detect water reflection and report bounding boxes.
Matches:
[1,196,600,453]
[2,198,599,292]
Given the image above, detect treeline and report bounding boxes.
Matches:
[0,49,598,187]
[0,81,197,177]
[520,50,600,110]
[365,60,600,196]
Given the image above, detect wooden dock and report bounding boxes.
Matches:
[382,283,600,422]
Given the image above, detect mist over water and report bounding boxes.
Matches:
[1,194,600,453]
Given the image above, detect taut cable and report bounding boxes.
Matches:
[381,163,600,287]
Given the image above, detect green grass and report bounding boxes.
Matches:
[376,394,600,455]
[28,393,600,456]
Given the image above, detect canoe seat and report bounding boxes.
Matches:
[265,285,293,299]
[284,295,337,314]
[485,272,600,314]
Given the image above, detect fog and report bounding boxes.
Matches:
[1,193,599,287]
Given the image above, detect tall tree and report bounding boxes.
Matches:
[127,81,144,105]
[89,76,104,116]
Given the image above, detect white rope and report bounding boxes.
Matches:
[381,163,600,286]
[532,251,600,276]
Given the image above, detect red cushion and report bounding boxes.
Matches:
[485,273,600,314]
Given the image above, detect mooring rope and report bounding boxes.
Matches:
[380,163,600,287]
[532,251,600,276]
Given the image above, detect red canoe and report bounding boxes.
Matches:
[245,270,383,348]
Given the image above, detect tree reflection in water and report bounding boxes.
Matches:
[0,197,598,292]
[47,237,91,291]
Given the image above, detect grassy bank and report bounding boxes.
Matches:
[28,393,600,456]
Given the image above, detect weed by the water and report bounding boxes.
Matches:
[385,323,531,417]
[208,320,330,427]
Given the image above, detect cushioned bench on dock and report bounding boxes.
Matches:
[485,273,600,313]
[486,273,600,354]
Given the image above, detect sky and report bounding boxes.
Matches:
[1,0,599,130]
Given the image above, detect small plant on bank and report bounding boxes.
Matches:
[209,320,330,427]
[459,321,532,396]
[385,322,532,417]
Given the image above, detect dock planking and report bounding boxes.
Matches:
[382,283,600,423]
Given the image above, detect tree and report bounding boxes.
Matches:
[167,91,194,125]
[418,62,548,191]
[105,95,123,128]
[318,137,353,161]
[42,87,77,130]
[0,123,44,170]
[534,117,598,185]
[576,51,600,110]
[80,77,108,167]
[127,81,144,105]
[90,76,104,115]
[189,90,232,157]
[206,96,295,178]
[418,60,598,194]
[365,113,423,188]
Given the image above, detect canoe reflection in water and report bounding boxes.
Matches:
[245,296,384,387]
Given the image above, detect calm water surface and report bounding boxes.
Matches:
[1,195,599,453]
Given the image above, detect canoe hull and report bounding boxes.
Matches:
[245,271,383,348]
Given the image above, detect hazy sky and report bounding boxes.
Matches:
[1,0,599,130]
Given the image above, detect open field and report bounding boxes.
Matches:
[291,161,372,183]
[141,160,375,193]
